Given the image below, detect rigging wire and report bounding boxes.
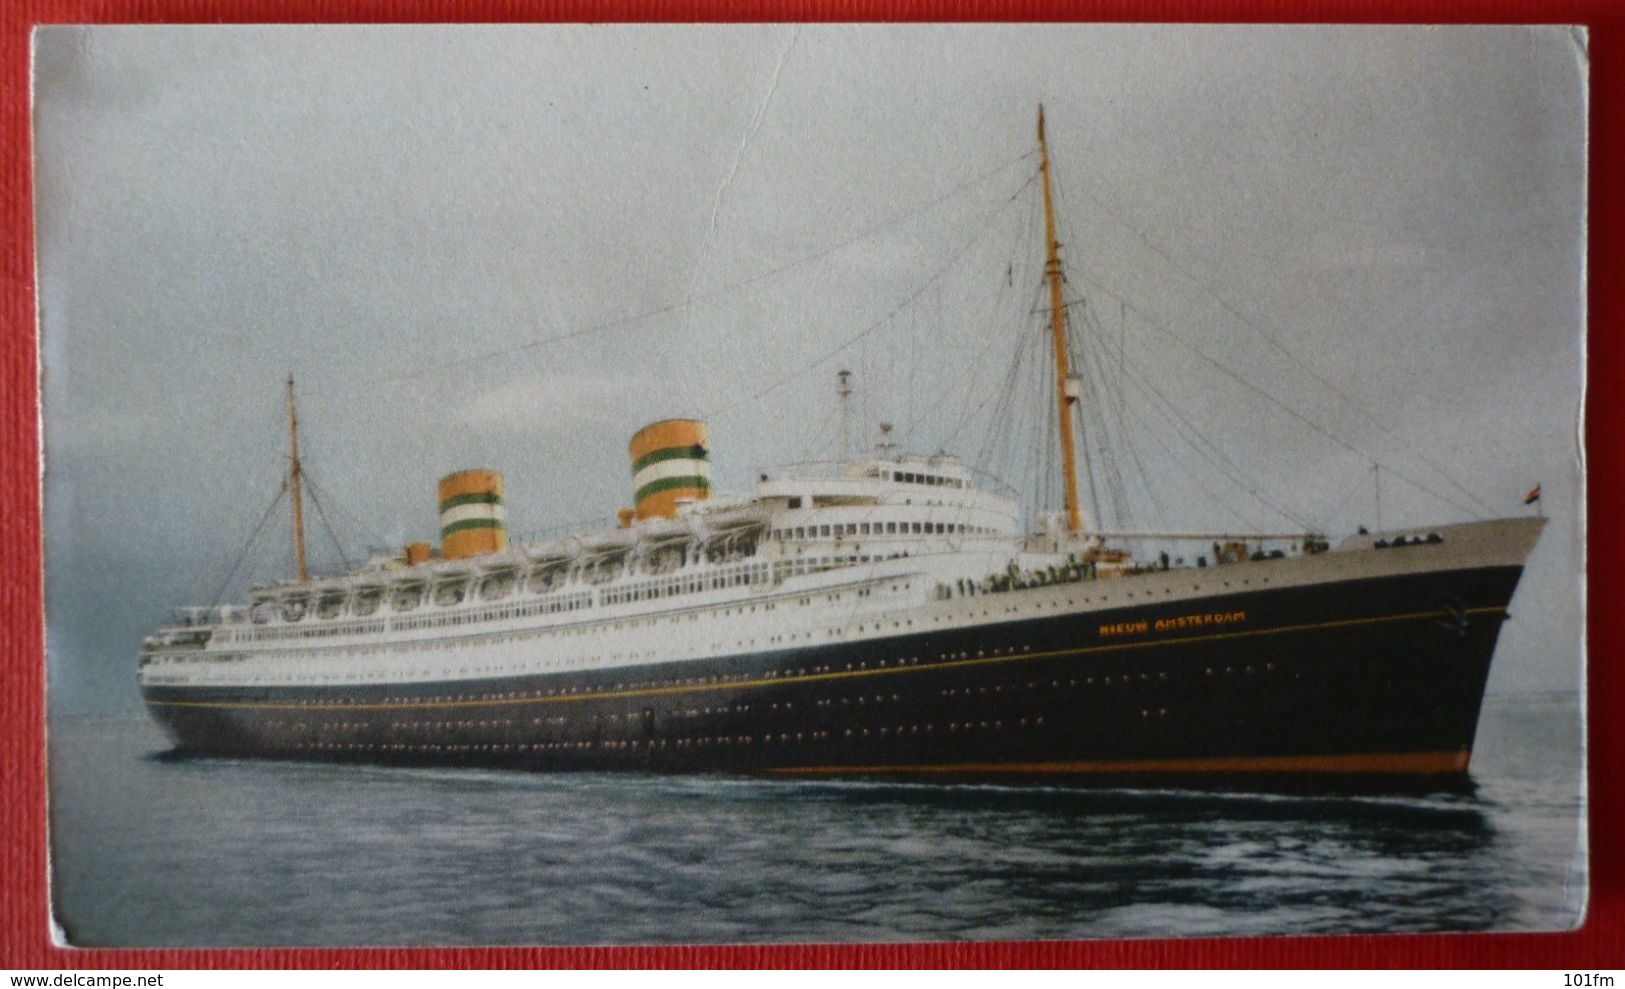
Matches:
[1115,357,1314,529]
[1066,265,1480,521]
[924,279,1035,452]
[1322,461,1380,529]
[936,205,1023,448]
[1062,172,1499,519]
[1112,406,1172,532]
[301,466,389,553]
[1121,353,1309,526]
[302,474,355,573]
[1043,132,1485,530]
[968,195,1046,480]
[706,168,1040,422]
[209,479,290,610]
[1109,360,1252,529]
[798,401,839,464]
[331,150,1039,395]
[1073,306,1139,531]
[1044,188,1307,534]
[1067,302,1108,525]
[1116,377,1259,532]
[923,196,1033,454]
[970,318,1032,481]
[971,278,1047,488]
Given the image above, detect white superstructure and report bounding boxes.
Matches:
[136,450,1138,688]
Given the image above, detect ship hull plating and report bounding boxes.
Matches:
[142,563,1525,789]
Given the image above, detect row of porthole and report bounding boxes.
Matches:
[296,674,1183,737]
[935,646,1033,662]
[940,671,1174,696]
[381,719,518,732]
[252,639,1052,711]
[283,707,1223,756]
[815,693,904,707]
[290,710,1028,744]
[297,686,1071,737]
[295,742,529,754]
[1204,663,1277,676]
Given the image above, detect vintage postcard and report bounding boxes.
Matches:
[36,24,1586,945]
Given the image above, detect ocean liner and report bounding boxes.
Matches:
[138,108,1545,789]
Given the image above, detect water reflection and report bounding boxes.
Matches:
[53,697,1581,945]
[748,778,1508,936]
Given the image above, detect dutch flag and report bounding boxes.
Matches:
[1524,484,1542,506]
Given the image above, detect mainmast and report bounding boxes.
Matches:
[1038,104,1085,534]
[286,376,309,583]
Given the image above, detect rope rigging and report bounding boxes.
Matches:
[301,470,356,573]
[301,466,388,556]
[1059,168,1498,520]
[929,190,1044,462]
[1116,362,1300,530]
[1062,261,1481,523]
[322,149,1040,397]
[209,479,289,610]
[972,277,1053,502]
[705,167,1040,422]
[1072,288,1317,530]
[212,111,1510,581]
[1072,305,1141,531]
[925,126,1474,539]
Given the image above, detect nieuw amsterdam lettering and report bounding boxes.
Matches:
[1099,611,1248,638]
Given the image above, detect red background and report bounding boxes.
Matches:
[3,0,1619,969]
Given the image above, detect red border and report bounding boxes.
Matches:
[5,1,1620,970]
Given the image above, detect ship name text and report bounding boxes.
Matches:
[1099,611,1248,639]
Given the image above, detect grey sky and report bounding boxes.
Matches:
[35,25,1586,714]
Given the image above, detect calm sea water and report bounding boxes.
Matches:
[47,693,1586,946]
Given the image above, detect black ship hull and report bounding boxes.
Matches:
[143,562,1527,790]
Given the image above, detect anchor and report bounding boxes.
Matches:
[1434,594,1470,637]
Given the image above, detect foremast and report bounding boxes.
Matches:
[1037,105,1086,535]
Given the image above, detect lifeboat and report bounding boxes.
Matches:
[523,537,581,563]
